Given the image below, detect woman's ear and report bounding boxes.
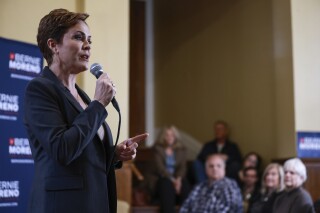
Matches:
[47,38,58,54]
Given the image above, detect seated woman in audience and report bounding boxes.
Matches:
[249,163,285,213]
[150,125,190,213]
[241,166,261,213]
[237,152,262,185]
[273,158,315,213]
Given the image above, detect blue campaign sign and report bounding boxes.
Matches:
[0,37,43,212]
[297,131,320,158]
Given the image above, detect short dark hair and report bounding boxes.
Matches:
[37,9,89,65]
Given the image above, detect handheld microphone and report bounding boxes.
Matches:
[90,63,120,112]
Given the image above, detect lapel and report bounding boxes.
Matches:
[75,84,112,149]
[213,140,219,152]
[174,148,181,164]
[41,67,84,113]
[41,67,109,146]
[103,123,114,148]
[157,145,172,163]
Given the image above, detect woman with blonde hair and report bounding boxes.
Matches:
[150,125,190,213]
[250,163,285,213]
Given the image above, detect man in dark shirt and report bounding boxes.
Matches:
[193,120,242,183]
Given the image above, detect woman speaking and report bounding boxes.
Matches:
[24,8,148,213]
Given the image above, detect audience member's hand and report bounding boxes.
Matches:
[115,133,149,161]
[172,176,182,195]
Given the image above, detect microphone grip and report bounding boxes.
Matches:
[95,71,120,112]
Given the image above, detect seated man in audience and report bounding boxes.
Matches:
[193,120,242,183]
[180,154,243,213]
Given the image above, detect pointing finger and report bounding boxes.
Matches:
[130,133,149,144]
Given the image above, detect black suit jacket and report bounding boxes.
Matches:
[24,67,118,213]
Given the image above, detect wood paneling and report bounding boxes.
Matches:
[302,158,320,202]
[129,0,146,140]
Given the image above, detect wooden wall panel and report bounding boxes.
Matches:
[129,0,146,140]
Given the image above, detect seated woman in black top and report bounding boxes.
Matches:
[250,163,285,213]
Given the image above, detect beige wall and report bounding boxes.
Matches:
[291,0,320,132]
[0,0,130,141]
[154,0,297,163]
[0,0,76,45]
[83,0,130,142]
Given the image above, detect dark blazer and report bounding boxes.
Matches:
[24,67,118,213]
[272,187,315,213]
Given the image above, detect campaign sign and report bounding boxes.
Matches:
[297,132,320,158]
[0,37,43,212]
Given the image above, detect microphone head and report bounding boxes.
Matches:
[90,63,103,78]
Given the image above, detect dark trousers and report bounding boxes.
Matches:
[156,177,190,213]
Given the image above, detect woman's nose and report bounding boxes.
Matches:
[83,40,91,50]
